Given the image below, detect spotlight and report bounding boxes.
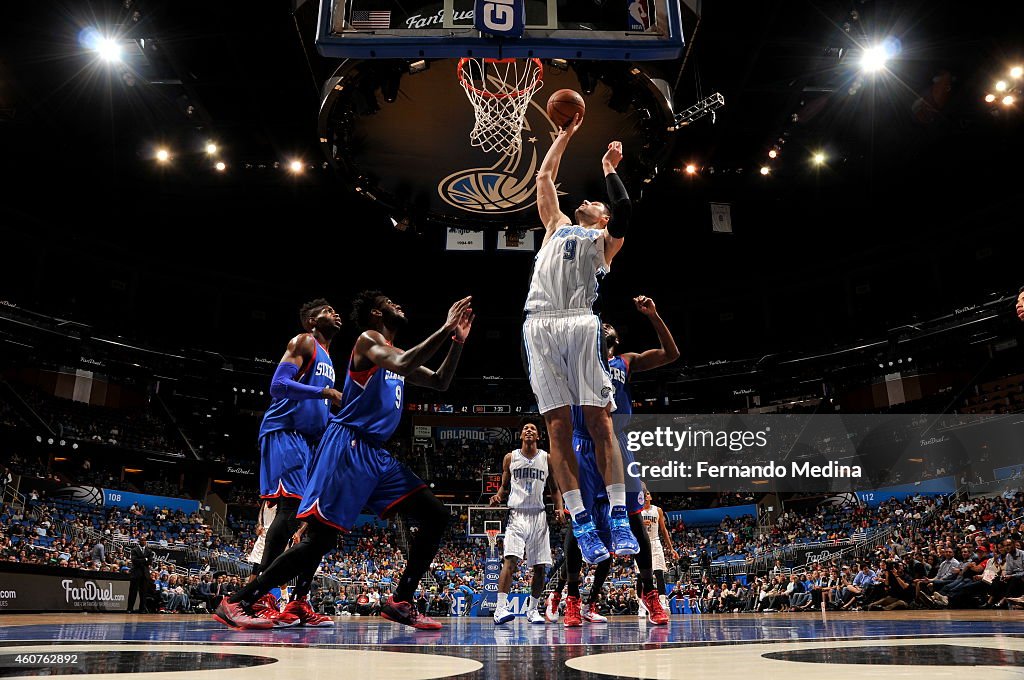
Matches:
[812,152,826,165]
[232,387,238,392]
[685,164,697,175]
[888,361,893,366]
[259,390,264,396]
[72,443,78,450]
[205,143,218,155]
[48,438,54,445]
[985,93,996,103]
[36,435,42,443]
[1012,66,1023,79]
[878,363,884,369]
[155,148,170,163]
[768,149,778,159]
[759,166,770,176]
[860,45,887,72]
[215,161,226,172]
[59,440,66,446]
[289,160,304,173]
[996,81,1008,92]
[97,37,122,63]
[1003,95,1015,106]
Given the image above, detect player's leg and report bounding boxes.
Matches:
[545,524,570,622]
[371,454,449,630]
[629,513,667,624]
[523,512,552,624]
[581,406,637,557]
[495,553,520,624]
[562,527,584,627]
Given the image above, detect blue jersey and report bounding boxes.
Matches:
[259,335,336,440]
[572,354,632,438]
[332,347,406,444]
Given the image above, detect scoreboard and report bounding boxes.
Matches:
[481,472,503,495]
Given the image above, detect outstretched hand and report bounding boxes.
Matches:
[559,112,583,137]
[453,307,474,343]
[633,295,657,316]
[603,141,623,170]
[445,296,473,331]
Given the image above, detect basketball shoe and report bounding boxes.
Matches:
[572,511,610,565]
[283,597,335,627]
[213,598,274,630]
[563,596,583,627]
[641,590,669,625]
[545,590,561,623]
[581,602,608,623]
[381,597,442,630]
[608,507,639,556]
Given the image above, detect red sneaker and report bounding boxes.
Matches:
[381,597,442,630]
[563,596,582,627]
[283,597,335,627]
[213,598,274,630]
[251,594,300,628]
[641,590,669,625]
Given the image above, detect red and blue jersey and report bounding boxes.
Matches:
[258,336,336,440]
[332,344,406,444]
[572,354,631,439]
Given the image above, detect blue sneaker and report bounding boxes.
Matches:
[609,506,639,556]
[572,512,610,565]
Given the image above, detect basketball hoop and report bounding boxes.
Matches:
[485,528,500,551]
[457,57,543,156]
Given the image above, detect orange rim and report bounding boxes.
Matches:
[457,57,544,99]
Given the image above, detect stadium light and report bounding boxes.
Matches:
[812,152,826,165]
[985,94,996,103]
[996,81,1008,92]
[685,164,697,175]
[768,149,778,159]
[205,143,218,155]
[1004,95,1016,107]
[1012,66,1023,79]
[155,148,171,163]
[215,161,226,172]
[860,46,887,73]
[288,160,304,174]
[96,37,122,63]
[759,166,770,176]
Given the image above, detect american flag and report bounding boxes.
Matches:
[350,10,391,30]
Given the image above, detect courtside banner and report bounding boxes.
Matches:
[618,413,1021,493]
[0,563,130,613]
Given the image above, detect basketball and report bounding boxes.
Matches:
[546,89,586,128]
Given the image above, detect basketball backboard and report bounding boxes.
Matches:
[317,0,684,60]
[467,505,508,537]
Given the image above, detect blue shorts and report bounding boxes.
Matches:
[297,423,426,531]
[259,430,315,499]
[572,433,644,516]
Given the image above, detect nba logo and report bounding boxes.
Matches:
[627,0,653,30]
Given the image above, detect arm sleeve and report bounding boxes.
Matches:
[605,172,632,239]
[270,361,326,400]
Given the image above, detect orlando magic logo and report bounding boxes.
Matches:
[439,84,561,214]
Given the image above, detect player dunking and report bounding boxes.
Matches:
[549,295,679,626]
[215,292,473,630]
[245,299,343,628]
[489,419,563,625]
[523,113,638,566]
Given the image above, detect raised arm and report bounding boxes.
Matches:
[489,452,513,506]
[622,296,680,373]
[406,308,474,391]
[360,296,471,376]
[602,141,630,263]
[270,333,343,406]
[536,113,581,233]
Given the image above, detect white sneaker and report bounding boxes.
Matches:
[493,607,515,625]
[581,603,608,623]
[660,595,669,611]
[526,608,546,624]
[545,591,561,623]
[637,599,648,617]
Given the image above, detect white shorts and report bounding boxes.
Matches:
[638,540,668,573]
[522,311,614,414]
[502,509,552,566]
[247,503,278,564]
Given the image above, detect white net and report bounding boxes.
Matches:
[458,58,544,156]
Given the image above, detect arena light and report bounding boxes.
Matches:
[1012,66,1023,79]
[985,93,996,103]
[155,148,171,163]
[36,435,42,443]
[72,443,79,450]
[1004,95,1016,106]
[288,160,304,174]
[205,143,218,155]
[47,438,54,445]
[759,166,770,176]
[996,80,1008,92]
[215,161,226,172]
[684,164,697,175]
[859,45,888,73]
[96,37,122,63]
[768,149,778,159]
[812,152,826,165]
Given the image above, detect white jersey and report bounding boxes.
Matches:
[525,224,608,313]
[507,449,549,511]
[641,505,662,546]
